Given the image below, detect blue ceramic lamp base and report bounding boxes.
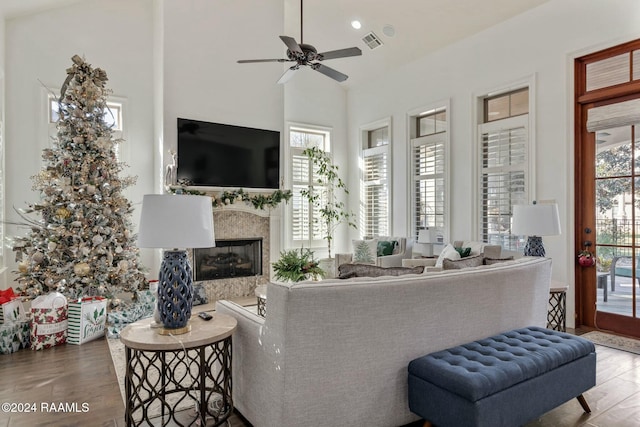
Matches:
[524,236,546,257]
[157,250,194,334]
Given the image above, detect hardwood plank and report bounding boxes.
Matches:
[2,334,640,426]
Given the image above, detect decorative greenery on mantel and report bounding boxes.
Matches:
[169,185,292,210]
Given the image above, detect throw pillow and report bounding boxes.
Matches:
[352,239,378,264]
[377,240,397,256]
[455,247,472,258]
[435,243,461,268]
[442,254,484,270]
[483,256,515,265]
[338,263,424,279]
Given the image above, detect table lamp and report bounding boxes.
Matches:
[138,194,214,334]
[417,229,436,257]
[512,202,561,257]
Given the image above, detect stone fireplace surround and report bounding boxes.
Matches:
[193,202,281,302]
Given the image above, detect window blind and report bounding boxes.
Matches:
[412,136,445,236]
[586,98,640,132]
[290,148,326,244]
[479,121,528,248]
[362,146,389,237]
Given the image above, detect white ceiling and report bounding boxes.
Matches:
[1,0,550,87]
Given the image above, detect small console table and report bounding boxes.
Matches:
[119,313,237,427]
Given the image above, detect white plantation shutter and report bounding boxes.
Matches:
[479,115,528,248]
[290,145,326,246]
[412,134,445,234]
[362,145,389,237]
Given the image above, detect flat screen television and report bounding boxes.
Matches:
[177,118,280,189]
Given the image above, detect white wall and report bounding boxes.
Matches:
[161,0,284,160]
[284,68,348,257]
[345,0,640,327]
[4,0,156,285]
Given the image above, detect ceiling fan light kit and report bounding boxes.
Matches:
[237,0,362,83]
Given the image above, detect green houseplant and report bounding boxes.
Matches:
[272,248,325,282]
[300,146,357,260]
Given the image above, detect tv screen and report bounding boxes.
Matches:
[177,118,280,189]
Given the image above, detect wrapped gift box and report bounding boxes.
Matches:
[106,291,156,338]
[1,320,31,355]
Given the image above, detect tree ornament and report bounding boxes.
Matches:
[32,251,44,264]
[73,262,91,277]
[55,207,71,220]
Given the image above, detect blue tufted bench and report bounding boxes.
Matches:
[408,326,596,427]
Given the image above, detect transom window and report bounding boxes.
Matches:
[49,96,122,130]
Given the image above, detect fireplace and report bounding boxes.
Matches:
[194,238,263,281]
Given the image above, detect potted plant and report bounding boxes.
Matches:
[272,248,325,282]
[300,147,357,267]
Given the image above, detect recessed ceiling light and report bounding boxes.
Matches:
[382,25,395,37]
[351,20,362,30]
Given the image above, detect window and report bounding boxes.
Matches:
[287,125,331,248]
[478,87,531,250]
[360,119,391,237]
[47,92,125,159]
[411,105,448,242]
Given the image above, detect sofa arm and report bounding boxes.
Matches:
[215,300,279,425]
[335,253,353,267]
[377,253,404,268]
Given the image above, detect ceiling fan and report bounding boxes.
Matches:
[237,0,362,84]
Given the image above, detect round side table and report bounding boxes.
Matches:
[120,313,237,427]
[548,286,568,332]
[255,285,267,317]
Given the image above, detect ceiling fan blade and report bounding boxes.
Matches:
[280,35,303,54]
[312,63,348,82]
[237,58,290,63]
[277,66,298,84]
[317,47,362,61]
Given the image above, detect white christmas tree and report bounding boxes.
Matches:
[11,55,146,300]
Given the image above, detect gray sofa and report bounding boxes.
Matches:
[215,256,552,427]
[335,236,413,268]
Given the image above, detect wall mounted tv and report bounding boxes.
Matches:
[177,118,281,189]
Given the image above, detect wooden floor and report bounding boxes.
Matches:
[1,330,639,427]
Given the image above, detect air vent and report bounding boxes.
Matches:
[362,32,383,50]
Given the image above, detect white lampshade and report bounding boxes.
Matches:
[137,194,215,249]
[512,203,561,237]
[418,229,435,244]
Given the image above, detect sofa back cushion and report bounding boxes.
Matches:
[338,263,424,279]
[443,254,484,270]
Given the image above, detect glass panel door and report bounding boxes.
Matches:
[594,125,639,319]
